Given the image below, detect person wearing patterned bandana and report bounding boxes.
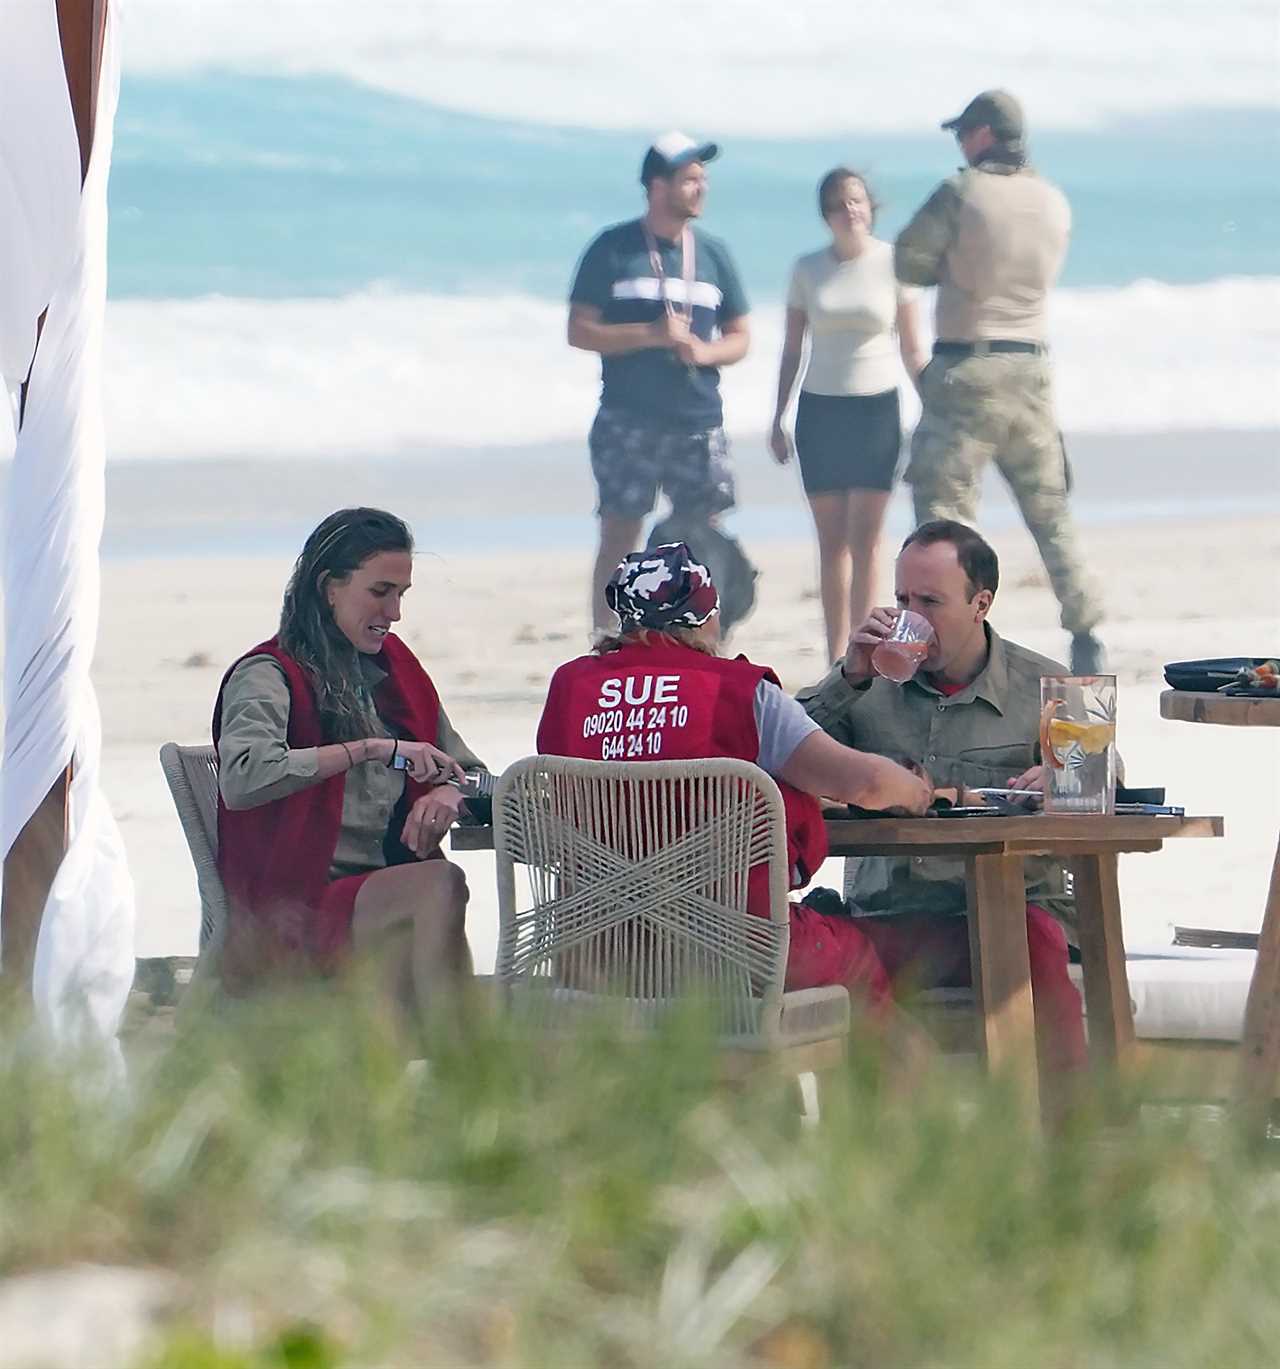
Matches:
[569,133,751,632]
[537,543,933,1014]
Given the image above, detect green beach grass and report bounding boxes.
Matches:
[2,985,1279,1367]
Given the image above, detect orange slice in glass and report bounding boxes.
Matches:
[1039,699,1064,769]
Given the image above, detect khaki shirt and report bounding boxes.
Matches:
[796,626,1075,932]
[895,160,1070,344]
[218,654,484,879]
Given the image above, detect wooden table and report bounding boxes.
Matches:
[1161,689,1280,1122]
[824,813,1221,1102]
[457,810,1223,1107]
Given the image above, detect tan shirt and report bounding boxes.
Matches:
[895,161,1070,344]
[796,626,1075,932]
[786,239,915,396]
[218,654,484,879]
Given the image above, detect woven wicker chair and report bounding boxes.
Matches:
[159,742,228,989]
[493,756,851,1083]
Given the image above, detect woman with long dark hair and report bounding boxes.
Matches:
[771,168,928,663]
[213,508,481,1025]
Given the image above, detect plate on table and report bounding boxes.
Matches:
[931,791,1035,817]
[932,806,1009,818]
[970,787,1042,811]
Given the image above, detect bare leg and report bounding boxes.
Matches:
[807,491,854,663]
[591,514,645,633]
[352,860,470,1038]
[846,488,893,638]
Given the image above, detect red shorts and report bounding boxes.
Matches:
[856,904,1087,1072]
[783,900,1087,1072]
[221,870,376,992]
[311,872,379,969]
[784,902,893,1012]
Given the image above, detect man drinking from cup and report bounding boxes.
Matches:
[797,518,1087,1074]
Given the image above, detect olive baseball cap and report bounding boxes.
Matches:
[640,130,720,186]
[941,90,1024,142]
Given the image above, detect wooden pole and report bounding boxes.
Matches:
[0,0,107,996]
[1237,835,1280,1129]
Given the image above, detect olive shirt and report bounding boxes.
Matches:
[796,625,1075,933]
[218,655,485,879]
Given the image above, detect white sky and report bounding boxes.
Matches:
[119,0,1280,134]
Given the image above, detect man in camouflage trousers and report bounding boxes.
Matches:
[896,90,1105,674]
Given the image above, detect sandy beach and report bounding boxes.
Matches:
[66,452,1277,969]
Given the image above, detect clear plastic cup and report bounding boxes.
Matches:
[872,610,935,684]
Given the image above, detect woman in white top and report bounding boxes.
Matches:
[771,169,928,662]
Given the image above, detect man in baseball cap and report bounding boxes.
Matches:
[894,90,1107,674]
[568,132,750,633]
[940,89,1024,146]
[640,131,720,186]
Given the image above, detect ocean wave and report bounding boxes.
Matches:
[83,277,1280,462]
[122,0,1278,135]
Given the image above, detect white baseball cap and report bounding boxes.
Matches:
[641,130,720,185]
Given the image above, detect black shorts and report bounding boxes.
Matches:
[794,388,902,495]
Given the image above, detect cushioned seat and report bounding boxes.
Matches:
[1069,943,1255,1043]
[913,945,1256,1062]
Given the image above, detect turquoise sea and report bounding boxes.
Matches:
[111,76,1279,300]
[87,67,1280,468]
[4,0,1254,472]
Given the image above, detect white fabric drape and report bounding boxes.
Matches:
[0,1,135,1049]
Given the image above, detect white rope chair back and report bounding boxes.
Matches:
[158,742,227,955]
[494,756,792,1046]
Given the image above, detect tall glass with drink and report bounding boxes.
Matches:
[872,610,934,684]
[1040,675,1117,814]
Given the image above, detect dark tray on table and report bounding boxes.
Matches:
[1164,657,1277,693]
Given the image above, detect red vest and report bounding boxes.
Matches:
[537,640,827,900]
[212,634,441,987]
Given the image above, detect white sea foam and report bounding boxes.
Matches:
[121,0,1278,135]
[87,277,1279,463]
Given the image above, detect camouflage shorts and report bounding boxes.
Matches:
[589,407,736,520]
